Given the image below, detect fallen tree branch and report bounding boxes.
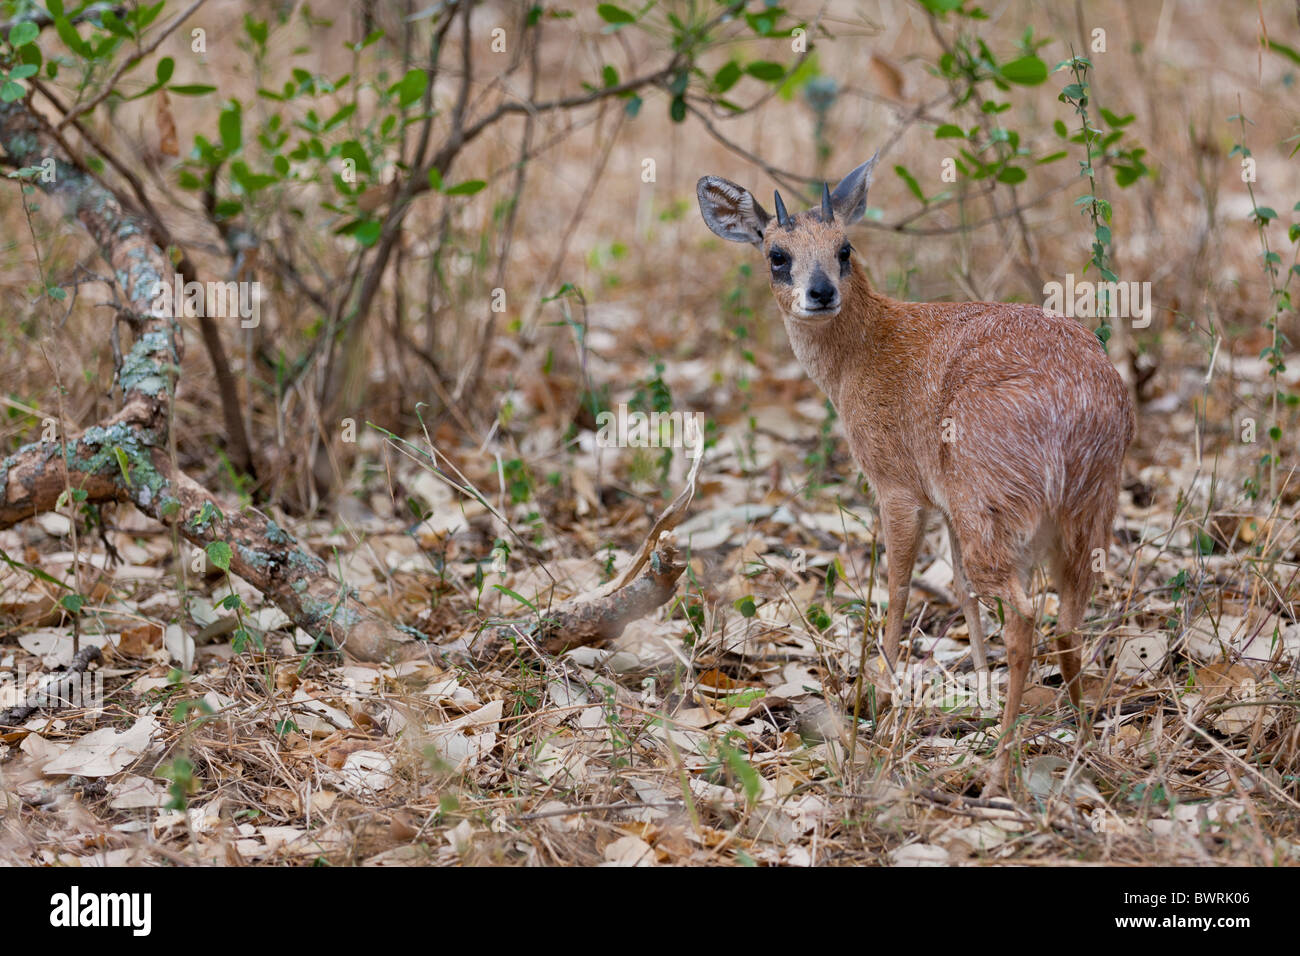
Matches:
[0,97,405,663]
[30,75,255,478]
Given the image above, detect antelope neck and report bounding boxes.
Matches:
[780,268,885,410]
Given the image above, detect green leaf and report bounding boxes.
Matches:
[230,161,276,193]
[206,541,232,572]
[444,178,486,196]
[1254,206,1278,223]
[218,103,242,153]
[9,64,37,80]
[97,10,129,38]
[722,743,761,804]
[17,41,42,69]
[776,52,821,102]
[112,446,132,487]
[734,595,757,618]
[0,546,73,591]
[917,0,964,12]
[1099,107,1134,128]
[8,21,39,48]
[934,123,966,139]
[0,80,24,102]
[713,60,742,93]
[53,15,88,57]
[1266,39,1300,66]
[492,584,537,610]
[60,593,85,614]
[996,165,1027,185]
[1053,119,1069,137]
[192,501,223,529]
[167,84,217,96]
[1000,55,1047,85]
[339,139,371,175]
[1113,164,1145,187]
[394,68,428,108]
[894,164,926,203]
[427,166,444,192]
[718,688,766,709]
[744,60,785,82]
[596,4,635,24]
[669,94,686,122]
[136,1,165,32]
[155,56,175,84]
[349,219,381,246]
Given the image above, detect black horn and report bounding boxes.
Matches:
[773,190,789,227]
[821,181,834,221]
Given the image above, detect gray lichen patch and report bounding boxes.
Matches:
[264,520,294,546]
[121,245,166,304]
[299,596,362,633]
[64,423,173,514]
[118,330,176,397]
[236,542,275,571]
[287,547,327,575]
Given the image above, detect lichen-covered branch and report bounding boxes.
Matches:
[0,98,405,662]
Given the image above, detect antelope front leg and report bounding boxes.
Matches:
[875,498,924,704]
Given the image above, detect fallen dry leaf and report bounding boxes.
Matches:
[43,715,159,777]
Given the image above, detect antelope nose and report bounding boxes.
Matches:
[808,280,837,307]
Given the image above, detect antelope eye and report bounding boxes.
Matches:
[838,244,852,262]
[769,248,789,267]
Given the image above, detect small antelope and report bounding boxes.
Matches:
[697,154,1134,794]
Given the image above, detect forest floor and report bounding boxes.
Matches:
[3,338,1298,866]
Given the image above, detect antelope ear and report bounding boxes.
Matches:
[696,176,770,245]
[829,152,879,225]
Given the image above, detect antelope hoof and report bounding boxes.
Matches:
[979,753,1013,800]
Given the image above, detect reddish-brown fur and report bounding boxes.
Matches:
[698,163,1135,794]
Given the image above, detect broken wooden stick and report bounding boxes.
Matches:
[532,533,687,654]
[511,447,703,655]
[1,644,102,728]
